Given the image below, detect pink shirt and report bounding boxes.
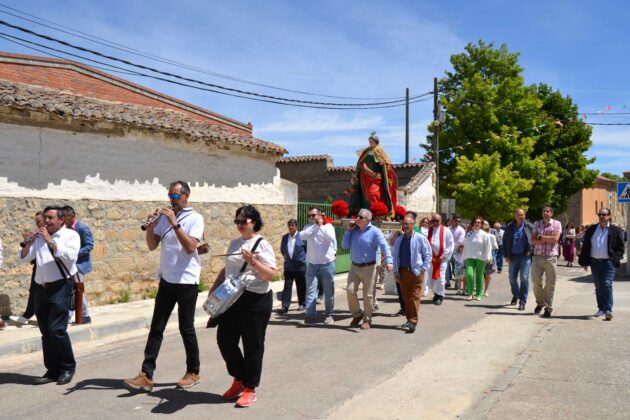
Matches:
[533,219,562,257]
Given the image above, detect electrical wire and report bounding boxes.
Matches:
[0,4,414,101]
[0,31,434,110]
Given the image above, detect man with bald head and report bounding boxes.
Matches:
[503,208,534,311]
[423,213,454,305]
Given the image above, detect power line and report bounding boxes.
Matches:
[0,3,411,101]
[0,31,434,110]
[0,18,434,107]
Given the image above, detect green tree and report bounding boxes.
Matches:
[600,172,624,181]
[424,41,596,216]
[451,153,533,221]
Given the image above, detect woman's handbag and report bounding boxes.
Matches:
[203,237,263,318]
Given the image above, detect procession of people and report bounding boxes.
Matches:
[0,133,627,410]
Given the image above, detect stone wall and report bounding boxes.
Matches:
[0,198,295,316]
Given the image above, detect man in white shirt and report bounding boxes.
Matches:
[578,208,626,321]
[124,181,205,392]
[20,206,80,385]
[300,207,337,325]
[445,214,465,289]
[423,213,454,305]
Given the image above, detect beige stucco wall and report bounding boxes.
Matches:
[401,174,436,218]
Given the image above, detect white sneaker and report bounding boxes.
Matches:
[594,310,605,317]
[323,316,334,325]
[9,315,29,325]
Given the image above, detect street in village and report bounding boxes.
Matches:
[1,264,629,419]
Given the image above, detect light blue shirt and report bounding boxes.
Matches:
[342,223,392,264]
[392,231,432,276]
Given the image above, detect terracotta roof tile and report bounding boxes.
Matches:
[0,79,286,155]
[276,154,332,163]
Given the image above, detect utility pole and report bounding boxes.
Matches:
[433,77,440,213]
[405,87,410,164]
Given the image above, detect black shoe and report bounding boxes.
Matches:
[510,296,518,305]
[432,294,438,302]
[445,284,452,289]
[82,316,92,324]
[534,305,545,314]
[56,370,74,385]
[518,302,525,311]
[542,308,552,318]
[34,372,57,385]
[405,323,416,333]
[275,307,288,315]
[435,299,443,306]
[434,295,443,305]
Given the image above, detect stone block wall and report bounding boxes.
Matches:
[0,197,295,316]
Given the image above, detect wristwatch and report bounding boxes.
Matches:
[173,223,181,230]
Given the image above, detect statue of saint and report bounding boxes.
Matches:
[348,132,398,217]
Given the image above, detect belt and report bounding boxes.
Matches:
[39,278,66,288]
[352,261,376,267]
[399,266,412,270]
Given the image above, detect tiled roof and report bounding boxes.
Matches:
[327,162,429,172]
[0,79,287,155]
[277,154,332,163]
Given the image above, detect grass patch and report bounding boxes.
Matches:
[110,289,132,304]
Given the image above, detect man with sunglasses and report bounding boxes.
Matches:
[300,207,337,325]
[578,208,625,321]
[423,213,454,305]
[125,181,205,392]
[343,208,393,330]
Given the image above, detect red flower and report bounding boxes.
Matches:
[369,201,389,218]
[323,217,333,225]
[394,205,406,217]
[331,200,349,218]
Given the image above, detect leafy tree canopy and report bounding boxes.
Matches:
[424,41,597,218]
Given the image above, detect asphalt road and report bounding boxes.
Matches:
[1,266,625,419]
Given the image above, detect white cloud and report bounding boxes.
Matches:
[256,111,384,134]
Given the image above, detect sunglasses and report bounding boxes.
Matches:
[431,219,440,223]
[356,216,366,220]
[307,214,318,218]
[598,213,609,217]
[167,193,182,200]
[234,218,252,226]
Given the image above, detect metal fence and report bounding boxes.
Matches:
[297,201,350,273]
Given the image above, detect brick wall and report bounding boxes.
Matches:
[0,54,251,136]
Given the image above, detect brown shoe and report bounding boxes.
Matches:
[360,322,371,330]
[123,372,154,392]
[349,316,363,328]
[176,372,200,389]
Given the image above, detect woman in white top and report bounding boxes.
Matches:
[418,217,430,237]
[463,216,493,300]
[482,221,499,296]
[211,205,277,408]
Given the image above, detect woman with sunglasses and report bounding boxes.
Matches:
[418,217,430,236]
[463,216,492,300]
[212,205,277,407]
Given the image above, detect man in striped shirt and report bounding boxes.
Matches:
[531,205,562,318]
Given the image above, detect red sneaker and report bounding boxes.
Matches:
[235,387,257,407]
[223,379,244,400]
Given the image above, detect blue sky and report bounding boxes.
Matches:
[0,0,628,175]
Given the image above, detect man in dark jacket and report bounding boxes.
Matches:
[278,219,307,313]
[578,208,625,321]
[63,206,94,324]
[503,208,534,311]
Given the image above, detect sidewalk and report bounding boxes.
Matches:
[0,273,349,359]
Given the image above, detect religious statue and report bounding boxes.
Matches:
[348,131,398,217]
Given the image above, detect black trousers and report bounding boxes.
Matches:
[23,269,36,319]
[396,282,406,310]
[281,270,306,308]
[142,279,199,378]
[217,290,272,389]
[34,278,76,375]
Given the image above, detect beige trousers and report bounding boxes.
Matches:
[531,256,558,310]
[346,264,377,322]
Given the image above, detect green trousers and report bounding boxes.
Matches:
[466,258,486,297]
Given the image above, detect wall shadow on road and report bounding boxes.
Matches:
[149,389,226,413]
[63,378,142,395]
[0,372,40,385]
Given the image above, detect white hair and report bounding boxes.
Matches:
[359,208,373,220]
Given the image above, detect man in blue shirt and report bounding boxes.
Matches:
[342,208,392,330]
[503,208,534,311]
[393,215,431,333]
